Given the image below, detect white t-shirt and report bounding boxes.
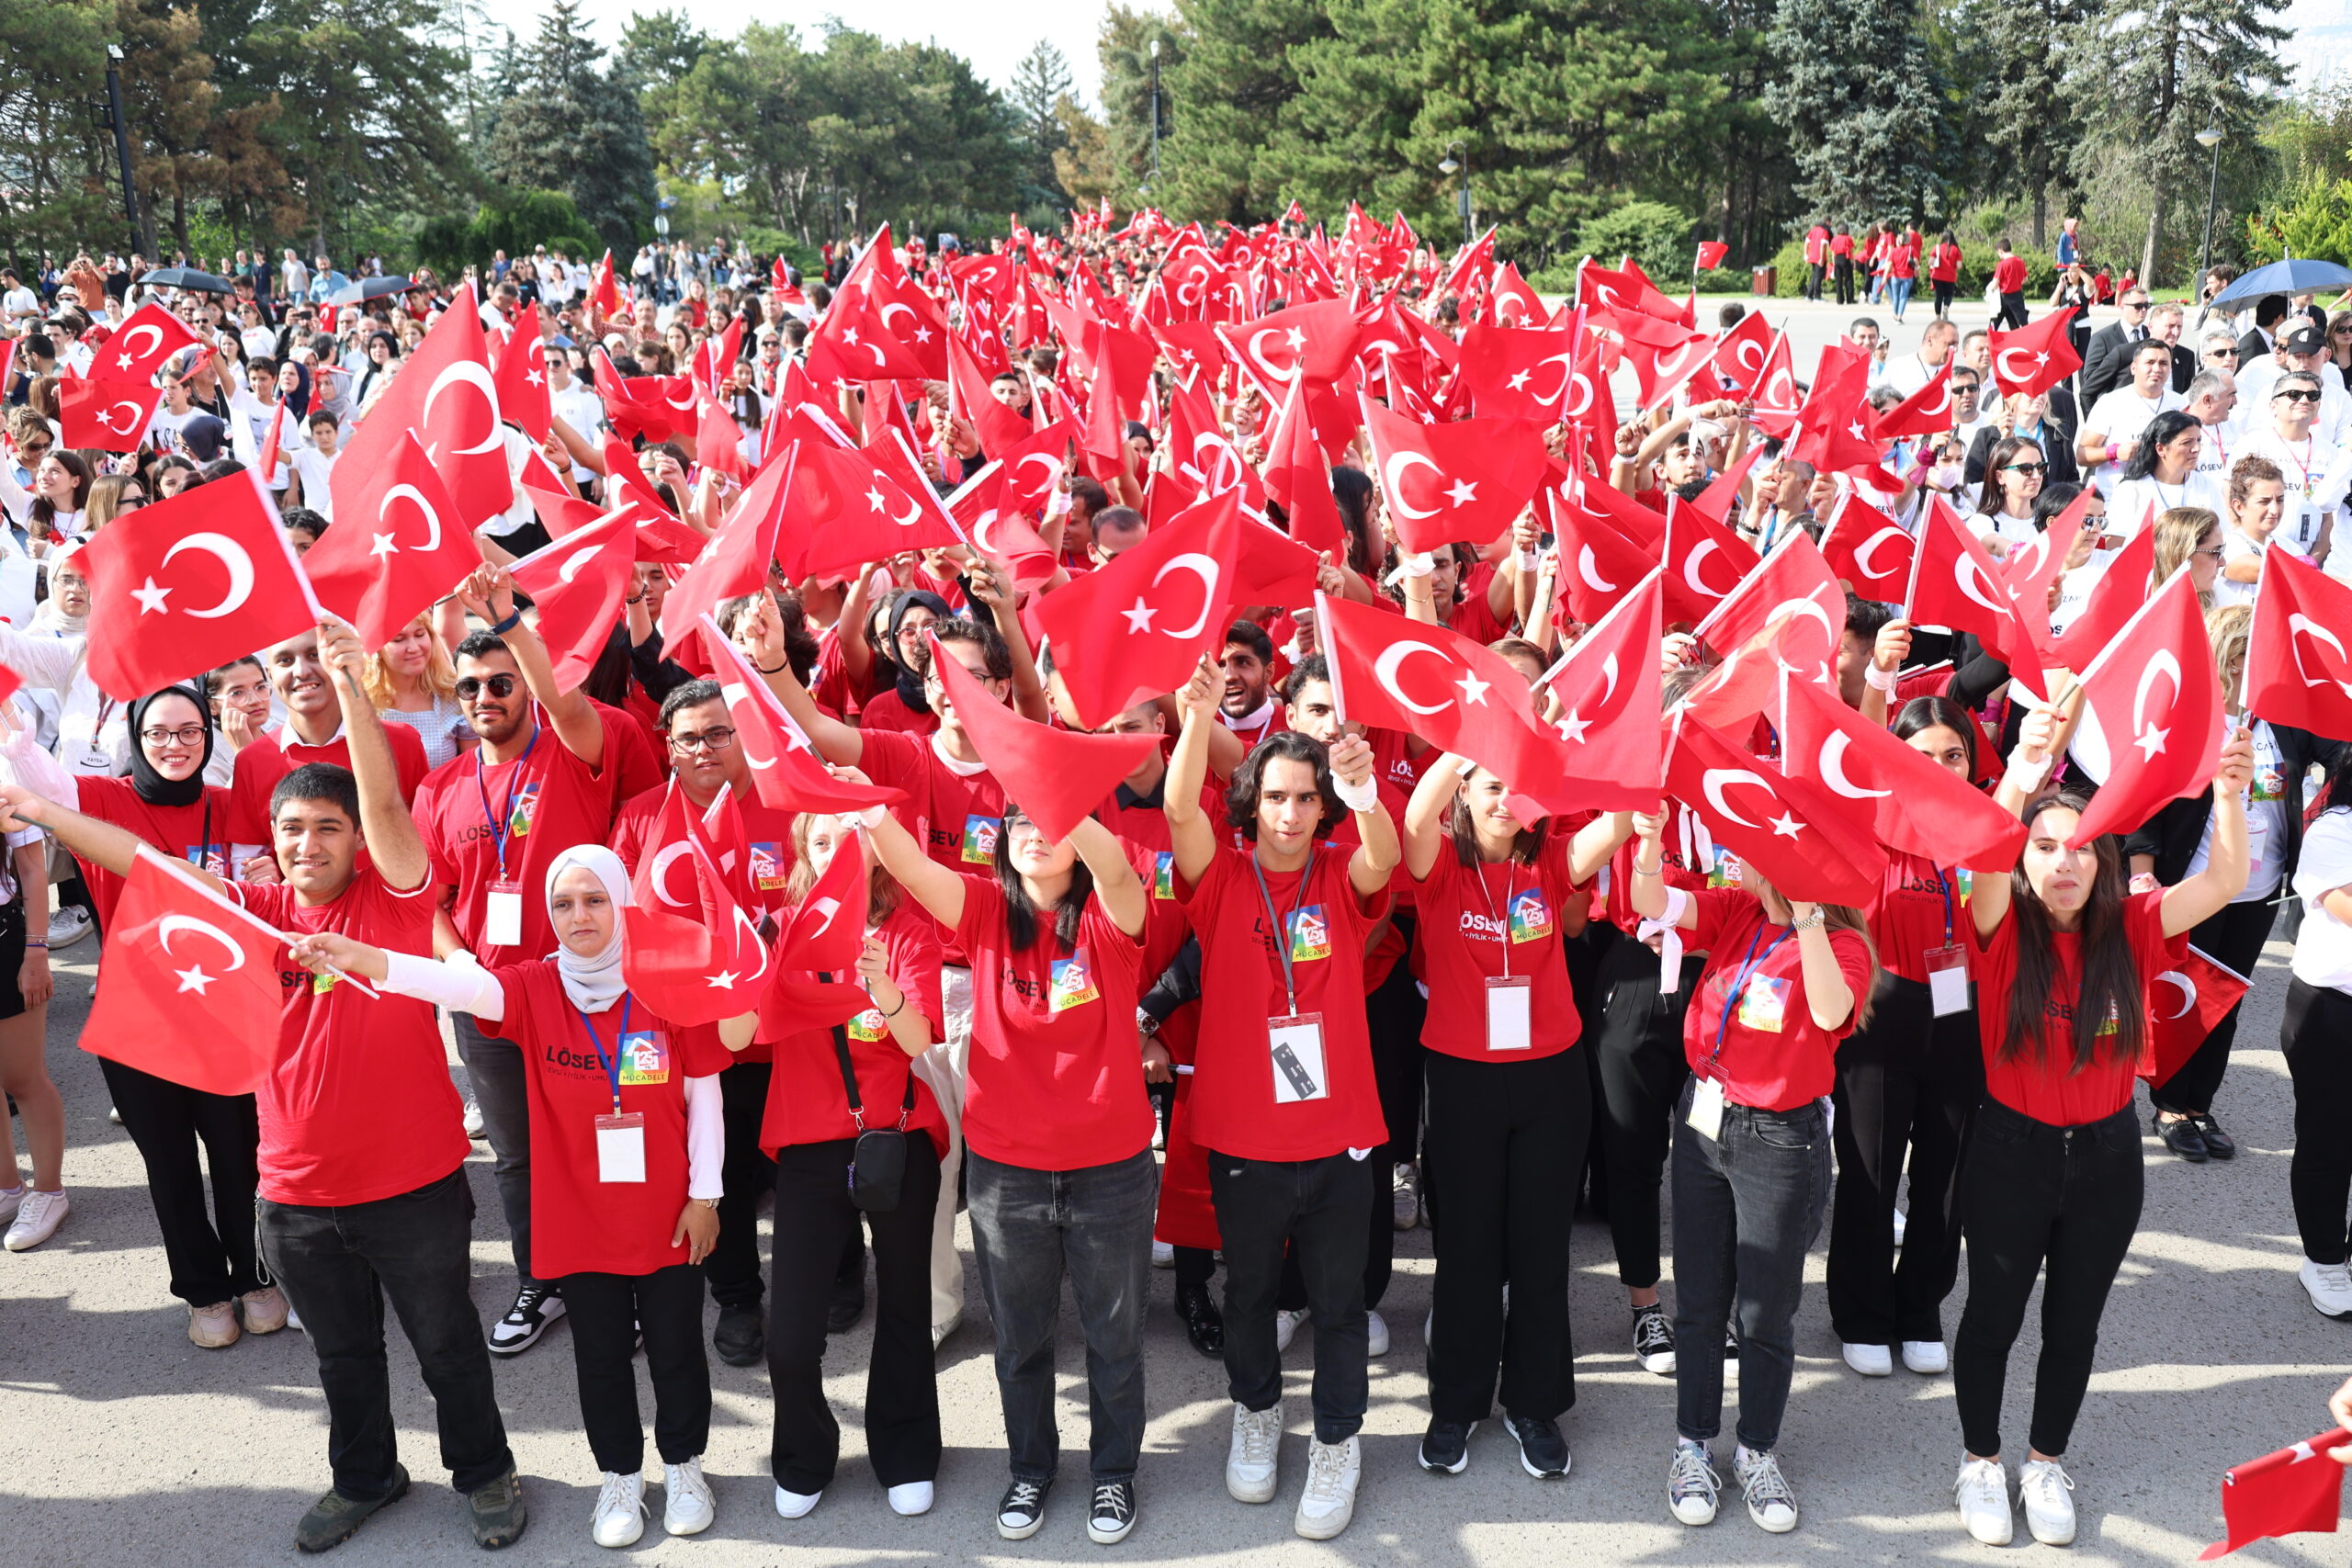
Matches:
[2235,426,2352,558]
[550,381,605,479]
[2108,471,2225,537]
[2081,388,2187,493]
[2238,360,2352,443]
[2181,720,2288,901]
[2193,414,2248,483]
[289,446,338,520]
[2293,808,2352,994]
[1,286,37,321]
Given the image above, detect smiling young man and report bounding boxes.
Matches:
[0,619,526,1553]
[227,627,432,875]
[1217,621,1283,752]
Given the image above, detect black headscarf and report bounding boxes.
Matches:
[888,590,956,715]
[127,686,213,808]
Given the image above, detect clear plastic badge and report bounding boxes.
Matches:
[1268,1012,1329,1104]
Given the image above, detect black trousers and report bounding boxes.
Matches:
[1954,1099,2142,1459]
[1932,278,1955,316]
[1826,976,1983,1345]
[2150,899,2276,1115]
[1586,938,1700,1289]
[563,1263,710,1474]
[1363,942,1426,1301]
[99,1055,264,1306]
[1833,256,1855,305]
[1996,291,2029,331]
[2281,978,2352,1264]
[705,1061,775,1312]
[768,1137,942,1492]
[1175,1245,1216,1292]
[1211,1149,1374,1443]
[1805,262,1825,301]
[1422,1048,1590,1423]
[258,1168,513,1499]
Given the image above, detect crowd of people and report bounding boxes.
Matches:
[1,205,2350,1562]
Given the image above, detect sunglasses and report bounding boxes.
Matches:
[2003,461,2050,476]
[455,672,520,700]
[2123,301,2151,311]
[2278,389,2324,403]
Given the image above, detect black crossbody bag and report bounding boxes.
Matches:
[828,973,916,1212]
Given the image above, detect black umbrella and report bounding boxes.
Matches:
[136,266,236,293]
[327,275,417,305]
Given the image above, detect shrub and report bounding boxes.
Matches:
[1572,201,1699,288]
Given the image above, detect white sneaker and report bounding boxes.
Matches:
[4,1189,67,1250]
[773,1483,821,1519]
[1734,1445,1798,1533]
[1841,1341,1894,1377]
[462,1099,485,1139]
[1227,1401,1283,1504]
[931,1311,962,1352]
[1393,1163,1420,1230]
[46,906,91,948]
[0,1185,21,1225]
[1667,1440,1721,1526]
[2302,1258,2352,1320]
[1892,1204,1908,1247]
[1152,1239,1174,1269]
[2019,1459,2077,1545]
[887,1480,933,1517]
[1955,1457,2014,1544]
[1366,1309,1390,1358]
[1294,1436,1360,1540]
[662,1455,715,1536]
[1903,1339,1951,1375]
[1274,1306,1307,1352]
[591,1471,646,1548]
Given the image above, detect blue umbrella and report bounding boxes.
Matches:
[2211,254,2352,308]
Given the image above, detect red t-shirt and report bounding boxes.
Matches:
[609,783,799,922]
[1830,234,1855,259]
[758,902,949,1156]
[860,728,1007,878]
[955,876,1152,1169]
[857,687,940,737]
[1888,242,1918,281]
[1366,728,1432,797]
[478,965,727,1277]
[1972,890,2182,1125]
[1993,255,2028,294]
[1682,889,1873,1111]
[1410,837,1585,1060]
[235,865,465,1205]
[412,727,617,963]
[72,778,234,930]
[1178,844,1386,1160]
[594,701,664,801]
[1930,243,1962,283]
[1869,852,1973,984]
[226,722,431,863]
[1804,227,1829,265]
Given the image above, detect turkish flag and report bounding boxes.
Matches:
[1905,496,2052,699]
[1748,332,1804,437]
[1663,497,1762,624]
[1631,329,1720,412]
[57,379,160,453]
[695,392,752,484]
[1685,529,1847,729]
[804,229,946,385]
[2245,546,2352,740]
[1711,311,1773,398]
[1525,567,1665,812]
[2049,525,2157,672]
[1577,258,1682,322]
[1035,488,1243,728]
[256,400,291,484]
[1989,308,2084,397]
[1819,492,1916,603]
[1261,377,1346,558]
[928,630,1154,843]
[508,508,634,687]
[2199,1428,2350,1559]
[1872,361,1957,440]
[334,285,513,529]
[303,429,482,650]
[623,789,772,1026]
[1318,590,1555,790]
[2064,566,2227,846]
[657,449,795,645]
[1695,241,1730,271]
[950,465,1057,588]
[1232,515,1322,612]
[2145,943,2253,1083]
[1359,395,1549,556]
[590,249,621,317]
[947,331,1034,460]
[1490,262,1546,328]
[698,617,907,816]
[2002,490,2094,646]
[1455,324,1582,424]
[773,819,867,975]
[80,468,318,701]
[492,326,552,445]
[779,430,966,581]
[1547,489,1653,626]
[83,850,287,1095]
[1666,715,1886,907]
[1217,299,1359,398]
[88,301,200,389]
[1792,343,1894,484]
[1781,669,2027,871]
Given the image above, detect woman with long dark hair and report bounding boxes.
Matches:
[2110,412,2222,535]
[1972,435,2047,556]
[1950,706,2251,1547]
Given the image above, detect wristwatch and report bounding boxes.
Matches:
[1136,1007,1160,1040]
[692,1197,719,1210]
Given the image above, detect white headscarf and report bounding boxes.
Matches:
[546,844,632,1012]
[30,541,87,636]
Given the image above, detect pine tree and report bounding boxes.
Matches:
[1095,5,1183,203]
[1763,0,1949,224]
[1159,0,1329,222]
[481,0,657,253]
[1969,0,2089,243]
[1009,40,1075,210]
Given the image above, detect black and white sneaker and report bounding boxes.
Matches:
[1087,1479,1136,1544]
[997,1477,1051,1540]
[1418,1417,1476,1474]
[1633,1304,1678,1376]
[486,1282,565,1356]
[1503,1412,1570,1478]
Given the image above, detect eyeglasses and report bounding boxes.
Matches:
[140,725,207,747]
[2192,546,2223,559]
[455,672,520,700]
[2123,301,2151,312]
[2277,389,2324,403]
[2003,461,2050,476]
[668,726,736,754]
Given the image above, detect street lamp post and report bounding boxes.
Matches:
[2196,126,2224,293]
[1438,141,1469,246]
[1148,39,1161,186]
[103,45,140,250]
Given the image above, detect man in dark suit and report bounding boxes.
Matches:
[2080,287,2154,402]
[2152,302,2199,394]
[2237,295,2290,362]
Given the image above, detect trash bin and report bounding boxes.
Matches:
[1752,265,1776,296]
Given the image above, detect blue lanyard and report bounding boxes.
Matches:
[1712,923,1792,1062]
[471,722,541,881]
[574,994,636,1115]
[1249,846,1318,1016]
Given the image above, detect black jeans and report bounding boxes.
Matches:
[1954,1099,2143,1458]
[1211,1148,1374,1443]
[1423,1048,1590,1423]
[769,1137,941,1492]
[706,1060,774,1312]
[1805,262,1825,301]
[2150,899,2276,1115]
[258,1168,514,1499]
[1833,256,1855,305]
[1671,1085,1830,1452]
[967,1147,1159,1483]
[451,1012,537,1287]
[1826,976,1983,1346]
[1997,291,2029,331]
[564,1263,709,1474]
[1587,939,1700,1289]
[2281,979,2352,1263]
[99,1055,264,1306]
[1932,277,1955,317]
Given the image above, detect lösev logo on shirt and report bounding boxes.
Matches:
[1049,954,1101,1012]
[750,840,787,890]
[960,814,1002,864]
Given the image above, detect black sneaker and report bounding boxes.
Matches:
[827,1263,866,1334]
[2197,1113,2237,1160]
[296,1465,409,1553]
[466,1466,528,1551]
[714,1304,765,1367]
[2155,1112,2210,1163]
[997,1477,1051,1540]
[1418,1416,1476,1474]
[1633,1304,1677,1376]
[1503,1412,1571,1478]
[1087,1479,1137,1544]
[1178,1282,1225,1358]
[486,1284,564,1357]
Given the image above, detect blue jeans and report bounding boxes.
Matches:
[1890,277,1914,316]
[966,1147,1159,1482]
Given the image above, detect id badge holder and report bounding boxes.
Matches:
[1268,1012,1329,1104]
[1924,942,1970,1017]
[484,880,525,947]
[1687,1077,1726,1142]
[1484,976,1533,1051]
[595,1112,647,1183]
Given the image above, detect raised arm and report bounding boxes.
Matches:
[1331,732,1400,897]
[1569,809,1635,887]
[1786,899,1856,1030]
[1625,808,1696,928]
[0,784,166,886]
[967,553,1049,724]
[742,592,864,765]
[318,618,431,890]
[2162,728,2255,936]
[1976,702,2067,940]
[458,563,603,768]
[1164,658,1222,888]
[1402,751,1464,882]
[855,793,967,932]
[1069,816,1147,939]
